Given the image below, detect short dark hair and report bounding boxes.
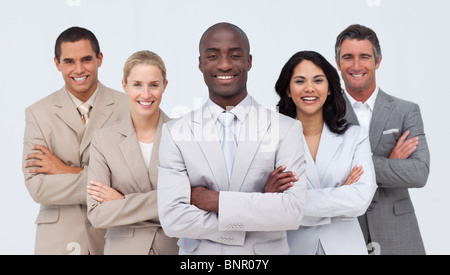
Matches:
[335,24,382,64]
[54,26,100,62]
[275,51,349,134]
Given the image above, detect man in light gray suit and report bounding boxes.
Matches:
[22,27,129,254]
[157,22,307,255]
[335,24,430,255]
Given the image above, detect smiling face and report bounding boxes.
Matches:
[199,24,252,108]
[54,39,103,102]
[123,64,167,119]
[336,38,381,100]
[288,60,330,120]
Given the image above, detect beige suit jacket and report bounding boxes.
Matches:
[87,110,178,255]
[23,83,129,254]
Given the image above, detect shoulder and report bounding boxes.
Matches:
[26,88,62,111]
[379,89,420,111]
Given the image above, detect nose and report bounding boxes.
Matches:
[74,61,84,74]
[217,55,233,72]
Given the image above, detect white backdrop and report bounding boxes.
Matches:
[1,0,449,254]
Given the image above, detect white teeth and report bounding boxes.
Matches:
[302,97,317,101]
[352,74,364,78]
[216,76,234,80]
[139,101,153,106]
[73,76,87,81]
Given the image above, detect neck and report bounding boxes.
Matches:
[210,90,247,110]
[297,112,324,137]
[346,83,377,103]
[131,109,160,143]
[67,82,98,103]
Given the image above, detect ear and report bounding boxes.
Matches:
[198,56,204,73]
[247,54,253,71]
[122,79,127,93]
[375,56,382,70]
[97,52,104,68]
[335,58,342,71]
[163,80,169,93]
[287,88,292,98]
[54,57,62,72]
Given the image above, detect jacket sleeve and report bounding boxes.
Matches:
[303,130,377,219]
[157,123,246,245]
[23,107,87,205]
[373,103,430,189]
[218,119,307,232]
[86,132,160,229]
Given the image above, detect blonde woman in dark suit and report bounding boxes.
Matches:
[87,50,178,254]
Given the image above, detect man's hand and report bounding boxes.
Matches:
[263,165,298,193]
[24,145,82,175]
[87,181,124,203]
[389,130,419,159]
[191,187,219,214]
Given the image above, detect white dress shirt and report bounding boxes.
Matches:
[344,88,379,134]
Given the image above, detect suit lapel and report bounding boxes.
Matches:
[369,89,394,150]
[80,83,114,157]
[303,138,321,189]
[229,100,270,191]
[191,104,228,191]
[344,94,360,126]
[118,115,149,193]
[54,87,86,143]
[148,111,171,190]
[315,124,343,185]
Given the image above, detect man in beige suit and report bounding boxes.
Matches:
[22,26,129,254]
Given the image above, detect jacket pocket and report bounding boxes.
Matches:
[177,238,201,253]
[35,208,60,224]
[253,235,289,255]
[394,198,415,216]
[105,226,135,238]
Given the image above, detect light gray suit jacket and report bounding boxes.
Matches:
[23,83,129,254]
[345,88,430,255]
[287,124,377,255]
[157,97,307,255]
[87,111,178,255]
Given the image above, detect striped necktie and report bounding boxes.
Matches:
[78,103,91,126]
[218,111,237,179]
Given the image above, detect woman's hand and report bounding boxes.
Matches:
[87,181,124,203]
[343,165,364,186]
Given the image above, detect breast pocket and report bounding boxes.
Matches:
[377,132,400,156]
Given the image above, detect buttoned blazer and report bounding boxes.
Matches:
[345,89,430,255]
[157,97,307,255]
[22,83,129,254]
[287,124,377,255]
[87,111,178,255]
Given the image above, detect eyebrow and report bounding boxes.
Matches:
[293,74,325,79]
[204,47,244,52]
[62,55,94,62]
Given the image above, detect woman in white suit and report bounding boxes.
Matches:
[86,51,178,254]
[275,51,377,255]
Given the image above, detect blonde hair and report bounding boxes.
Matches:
[123,50,167,84]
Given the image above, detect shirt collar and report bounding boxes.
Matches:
[344,87,379,112]
[66,82,99,109]
[207,94,252,124]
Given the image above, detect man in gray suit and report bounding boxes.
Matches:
[335,24,430,255]
[157,22,307,255]
[22,27,129,254]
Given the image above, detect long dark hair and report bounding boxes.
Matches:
[275,51,348,134]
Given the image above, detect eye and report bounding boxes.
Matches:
[133,83,141,87]
[314,78,325,84]
[294,79,305,84]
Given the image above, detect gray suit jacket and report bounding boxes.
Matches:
[157,97,307,255]
[345,88,430,255]
[87,111,178,255]
[23,83,129,254]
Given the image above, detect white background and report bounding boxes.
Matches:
[1,0,449,254]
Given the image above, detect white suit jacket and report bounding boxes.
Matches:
[157,97,307,255]
[287,124,377,255]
